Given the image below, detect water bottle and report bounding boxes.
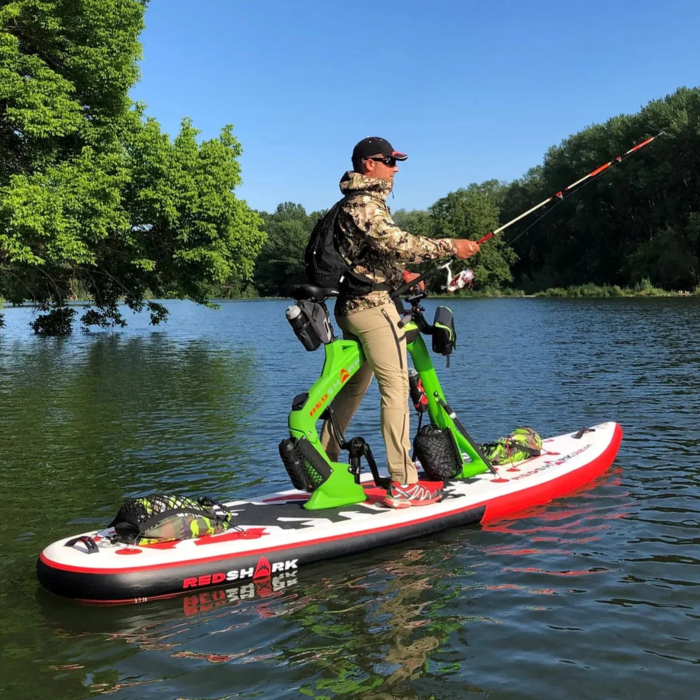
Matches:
[286,305,321,351]
[408,368,428,413]
[285,304,304,329]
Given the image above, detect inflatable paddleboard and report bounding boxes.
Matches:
[37,421,622,604]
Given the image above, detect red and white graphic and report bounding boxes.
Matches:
[253,556,272,580]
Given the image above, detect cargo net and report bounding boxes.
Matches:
[279,438,330,492]
[302,459,327,490]
[109,494,234,544]
[413,425,462,481]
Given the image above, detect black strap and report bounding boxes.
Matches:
[64,535,99,554]
[503,440,541,456]
[436,397,498,476]
[360,441,391,491]
[481,439,541,460]
[197,496,236,520]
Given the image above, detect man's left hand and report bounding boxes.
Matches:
[403,270,425,292]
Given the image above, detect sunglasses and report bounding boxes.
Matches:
[366,156,397,168]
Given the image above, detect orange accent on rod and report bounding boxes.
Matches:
[630,136,654,152]
[589,162,612,178]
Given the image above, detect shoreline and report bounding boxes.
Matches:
[3,288,699,309]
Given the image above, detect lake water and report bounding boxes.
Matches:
[1,297,699,699]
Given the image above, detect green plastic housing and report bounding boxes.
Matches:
[287,316,490,510]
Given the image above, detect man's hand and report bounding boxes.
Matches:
[403,269,425,292]
[454,239,480,259]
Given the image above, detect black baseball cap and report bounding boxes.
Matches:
[351,137,408,164]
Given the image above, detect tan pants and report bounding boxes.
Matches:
[320,303,417,485]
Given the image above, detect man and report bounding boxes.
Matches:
[319,136,480,508]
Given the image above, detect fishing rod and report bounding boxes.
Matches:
[392,132,664,298]
[476,132,664,246]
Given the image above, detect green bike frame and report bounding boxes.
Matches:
[287,309,490,510]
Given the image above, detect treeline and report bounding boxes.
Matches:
[243,87,700,298]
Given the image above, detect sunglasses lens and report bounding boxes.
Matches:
[367,156,396,167]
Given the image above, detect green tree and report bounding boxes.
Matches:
[624,218,700,289]
[253,202,321,297]
[393,208,433,238]
[0,0,265,333]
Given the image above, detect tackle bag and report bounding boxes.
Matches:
[481,427,542,465]
[109,494,234,545]
[286,299,334,351]
[304,192,392,295]
[413,424,462,481]
[432,306,456,363]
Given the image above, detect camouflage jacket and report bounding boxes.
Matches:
[334,172,457,316]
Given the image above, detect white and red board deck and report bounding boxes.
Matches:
[37,422,622,604]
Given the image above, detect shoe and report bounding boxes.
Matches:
[382,481,442,509]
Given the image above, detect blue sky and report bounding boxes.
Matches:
[131,0,699,214]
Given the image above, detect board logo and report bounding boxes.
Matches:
[309,393,329,417]
[340,368,350,383]
[182,558,299,589]
[253,556,271,580]
[510,445,591,481]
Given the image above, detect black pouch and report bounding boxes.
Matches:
[279,437,332,492]
[287,300,333,351]
[413,424,462,481]
[432,306,456,358]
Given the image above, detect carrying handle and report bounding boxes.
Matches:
[64,535,99,554]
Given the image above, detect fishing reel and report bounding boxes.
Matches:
[440,261,475,293]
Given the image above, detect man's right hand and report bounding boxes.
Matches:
[453,239,480,259]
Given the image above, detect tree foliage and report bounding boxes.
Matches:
[0,0,265,333]
[393,208,432,238]
[253,202,321,297]
[503,87,700,291]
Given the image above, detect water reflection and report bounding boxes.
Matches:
[2,335,258,535]
[39,541,485,698]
